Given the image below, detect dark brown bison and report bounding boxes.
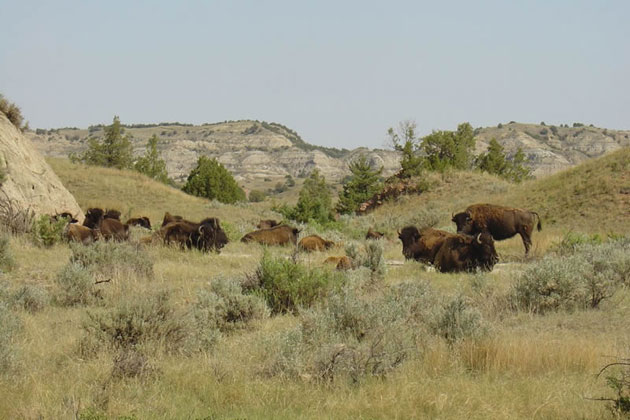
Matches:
[452,203,542,255]
[398,226,455,264]
[257,219,279,229]
[126,217,151,230]
[162,212,184,227]
[65,223,100,245]
[51,212,78,224]
[104,209,121,220]
[298,235,335,252]
[434,232,498,273]
[163,217,228,252]
[241,225,300,246]
[366,227,384,240]
[324,255,353,270]
[83,208,129,241]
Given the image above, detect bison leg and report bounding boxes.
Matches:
[518,228,533,255]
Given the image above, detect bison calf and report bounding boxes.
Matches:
[241,225,300,246]
[298,235,335,252]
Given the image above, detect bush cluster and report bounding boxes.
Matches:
[192,277,268,349]
[32,214,68,247]
[0,94,26,131]
[11,284,49,313]
[260,280,486,383]
[511,238,630,313]
[250,252,345,314]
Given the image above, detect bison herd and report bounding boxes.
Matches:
[54,202,541,274]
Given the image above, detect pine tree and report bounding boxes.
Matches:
[475,138,508,175]
[388,120,424,178]
[72,116,133,169]
[182,156,246,204]
[336,155,383,214]
[286,169,334,224]
[134,134,170,184]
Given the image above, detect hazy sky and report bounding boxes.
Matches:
[1,0,628,149]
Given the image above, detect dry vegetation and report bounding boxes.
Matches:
[0,150,629,419]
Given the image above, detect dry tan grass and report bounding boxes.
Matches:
[1,152,629,418]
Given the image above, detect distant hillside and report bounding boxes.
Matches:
[29,120,629,185]
[28,120,401,185]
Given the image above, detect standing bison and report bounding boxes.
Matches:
[241,225,300,246]
[452,204,541,255]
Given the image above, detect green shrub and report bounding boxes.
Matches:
[55,263,101,306]
[0,233,16,272]
[433,295,486,345]
[0,93,25,130]
[251,252,345,314]
[32,214,67,247]
[11,284,49,313]
[248,189,266,202]
[552,231,604,255]
[0,301,21,372]
[511,240,630,313]
[192,277,268,349]
[262,280,437,383]
[182,156,245,204]
[79,291,191,357]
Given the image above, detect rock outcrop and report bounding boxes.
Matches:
[0,113,83,222]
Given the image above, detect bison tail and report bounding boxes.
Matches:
[532,211,542,231]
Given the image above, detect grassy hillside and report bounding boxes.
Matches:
[0,152,628,419]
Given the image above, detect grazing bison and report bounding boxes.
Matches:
[452,204,542,255]
[83,208,129,241]
[324,255,353,270]
[434,232,498,273]
[366,227,384,240]
[241,225,300,246]
[398,226,455,264]
[126,217,152,230]
[257,219,279,229]
[162,212,184,227]
[163,217,228,252]
[65,224,100,245]
[298,235,335,252]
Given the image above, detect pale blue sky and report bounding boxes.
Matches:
[1,1,628,149]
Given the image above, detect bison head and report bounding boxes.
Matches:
[452,211,474,235]
[196,218,229,252]
[84,208,104,229]
[471,232,498,270]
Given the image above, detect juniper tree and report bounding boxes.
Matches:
[336,155,383,214]
[183,156,245,204]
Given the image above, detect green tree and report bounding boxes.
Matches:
[279,169,333,224]
[387,120,424,178]
[421,122,476,171]
[475,138,532,183]
[71,116,133,169]
[336,155,383,214]
[134,134,170,184]
[248,190,266,202]
[182,156,246,204]
[475,138,508,175]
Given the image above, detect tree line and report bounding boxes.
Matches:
[71,116,532,224]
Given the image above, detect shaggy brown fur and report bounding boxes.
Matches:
[298,235,335,252]
[324,256,353,270]
[65,224,100,245]
[241,225,300,246]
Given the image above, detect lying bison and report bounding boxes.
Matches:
[398,226,455,264]
[366,227,384,240]
[161,212,184,227]
[324,255,353,270]
[65,223,100,245]
[257,219,279,229]
[434,232,498,273]
[398,226,498,272]
[241,225,300,246]
[298,235,335,252]
[83,208,129,241]
[126,216,151,230]
[452,203,541,255]
[163,217,228,252]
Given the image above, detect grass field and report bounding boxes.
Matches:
[1,150,629,419]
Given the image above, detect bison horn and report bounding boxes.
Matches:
[476,233,482,244]
[397,229,401,236]
[198,226,204,234]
